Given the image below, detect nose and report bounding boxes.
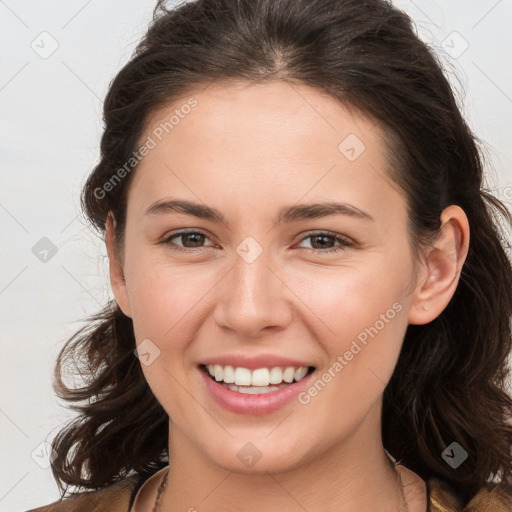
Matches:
[212,244,293,338]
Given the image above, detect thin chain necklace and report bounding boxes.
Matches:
[387,450,410,512]
[152,468,168,512]
[152,454,409,512]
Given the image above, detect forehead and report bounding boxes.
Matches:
[128,79,405,225]
[141,79,384,158]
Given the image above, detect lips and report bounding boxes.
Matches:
[198,360,316,414]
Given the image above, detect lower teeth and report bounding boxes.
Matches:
[220,382,291,394]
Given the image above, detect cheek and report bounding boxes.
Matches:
[123,248,220,350]
[125,259,214,417]
[289,252,413,391]
[127,272,192,340]
[298,273,410,429]
[292,255,412,338]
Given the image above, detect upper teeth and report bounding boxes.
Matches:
[206,365,309,386]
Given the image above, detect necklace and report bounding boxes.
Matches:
[152,454,409,511]
[386,450,410,512]
[152,468,168,512]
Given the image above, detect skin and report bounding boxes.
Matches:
[105,80,469,511]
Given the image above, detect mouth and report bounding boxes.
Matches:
[199,363,316,395]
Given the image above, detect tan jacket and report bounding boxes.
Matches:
[26,471,512,512]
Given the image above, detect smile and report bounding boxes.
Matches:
[199,364,316,413]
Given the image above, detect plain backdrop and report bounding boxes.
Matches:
[1,1,511,510]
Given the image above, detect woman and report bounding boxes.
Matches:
[27,0,512,510]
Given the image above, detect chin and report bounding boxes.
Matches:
[200,435,314,475]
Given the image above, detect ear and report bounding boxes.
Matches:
[105,213,132,318]
[407,205,470,325]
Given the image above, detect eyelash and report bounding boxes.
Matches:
[159,229,353,254]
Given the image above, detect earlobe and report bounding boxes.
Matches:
[407,205,470,325]
[105,213,132,318]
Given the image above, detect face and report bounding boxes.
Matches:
[109,80,427,474]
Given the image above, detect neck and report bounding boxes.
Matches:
[159,404,411,511]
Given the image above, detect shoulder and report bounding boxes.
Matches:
[463,480,512,512]
[428,476,512,512]
[24,474,142,512]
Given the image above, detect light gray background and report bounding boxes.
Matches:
[1,1,511,510]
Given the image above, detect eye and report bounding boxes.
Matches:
[159,229,215,252]
[159,229,353,254]
[296,231,353,253]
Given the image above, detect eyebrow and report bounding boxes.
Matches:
[145,199,374,225]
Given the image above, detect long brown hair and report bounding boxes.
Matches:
[49,0,512,503]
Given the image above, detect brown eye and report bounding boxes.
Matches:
[178,232,206,247]
[298,232,353,253]
[309,234,336,249]
[160,230,214,252]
